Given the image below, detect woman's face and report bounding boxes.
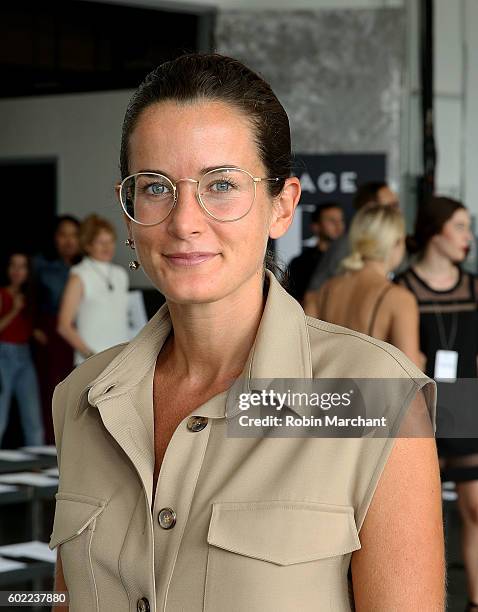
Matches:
[8,254,29,286]
[86,230,116,262]
[55,220,80,261]
[121,100,299,303]
[431,208,473,262]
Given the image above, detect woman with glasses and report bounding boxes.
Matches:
[57,214,130,366]
[49,54,444,612]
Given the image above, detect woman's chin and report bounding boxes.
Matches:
[451,252,466,263]
[164,287,225,305]
[159,275,228,305]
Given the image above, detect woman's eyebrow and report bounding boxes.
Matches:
[137,165,239,176]
[200,165,239,173]
[137,168,169,175]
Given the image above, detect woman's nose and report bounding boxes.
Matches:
[167,180,205,235]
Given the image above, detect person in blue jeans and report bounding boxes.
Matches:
[0,252,45,447]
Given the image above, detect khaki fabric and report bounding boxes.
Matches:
[48,270,436,612]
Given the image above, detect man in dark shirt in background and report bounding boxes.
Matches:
[287,202,345,304]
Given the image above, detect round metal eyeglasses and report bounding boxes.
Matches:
[118,167,281,226]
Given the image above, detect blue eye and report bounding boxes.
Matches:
[147,183,170,196]
[212,180,233,192]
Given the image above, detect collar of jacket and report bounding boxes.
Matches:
[83,270,313,419]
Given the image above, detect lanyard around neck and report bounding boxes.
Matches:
[434,309,458,350]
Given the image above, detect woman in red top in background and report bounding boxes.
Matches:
[0,252,45,448]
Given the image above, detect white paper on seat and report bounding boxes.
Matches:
[0,450,37,461]
[0,472,58,487]
[42,467,59,477]
[20,445,57,456]
[0,541,56,563]
[0,556,27,572]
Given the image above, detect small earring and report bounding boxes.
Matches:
[129,260,140,271]
[125,238,135,249]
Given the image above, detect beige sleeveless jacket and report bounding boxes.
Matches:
[48,270,436,612]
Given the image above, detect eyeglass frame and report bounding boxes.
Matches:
[118,166,282,226]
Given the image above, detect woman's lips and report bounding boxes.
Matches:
[164,252,218,266]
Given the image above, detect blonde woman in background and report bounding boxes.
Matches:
[58,214,130,365]
[304,204,424,369]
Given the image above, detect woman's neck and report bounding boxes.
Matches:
[360,259,388,277]
[7,283,21,293]
[414,246,458,287]
[88,256,110,265]
[163,271,266,388]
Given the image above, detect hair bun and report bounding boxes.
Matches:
[340,251,364,272]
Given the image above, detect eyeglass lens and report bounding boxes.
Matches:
[120,169,255,224]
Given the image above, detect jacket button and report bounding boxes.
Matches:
[136,597,150,612]
[158,507,176,529]
[187,415,208,432]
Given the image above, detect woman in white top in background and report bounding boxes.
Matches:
[58,214,130,365]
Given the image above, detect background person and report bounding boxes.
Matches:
[304,181,399,296]
[57,214,130,365]
[33,215,81,443]
[304,204,424,368]
[287,201,344,303]
[396,196,478,610]
[0,252,45,447]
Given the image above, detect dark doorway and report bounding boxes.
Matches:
[0,160,56,274]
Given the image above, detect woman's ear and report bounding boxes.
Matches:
[115,182,121,203]
[268,177,301,240]
[115,182,133,238]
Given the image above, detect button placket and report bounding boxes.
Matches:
[153,411,215,610]
[155,417,208,532]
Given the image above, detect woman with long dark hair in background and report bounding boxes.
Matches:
[396,196,478,611]
[33,215,81,444]
[0,252,45,447]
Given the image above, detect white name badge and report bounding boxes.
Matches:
[434,350,458,382]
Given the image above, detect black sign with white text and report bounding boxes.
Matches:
[294,153,386,240]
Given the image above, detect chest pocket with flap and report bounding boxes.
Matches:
[48,492,107,612]
[204,500,360,612]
